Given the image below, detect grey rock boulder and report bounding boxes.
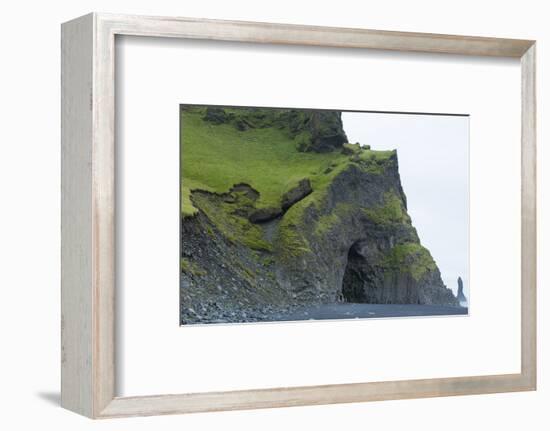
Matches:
[249,206,283,223]
[281,179,313,210]
[203,107,228,124]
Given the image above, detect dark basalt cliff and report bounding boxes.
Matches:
[180,107,458,323]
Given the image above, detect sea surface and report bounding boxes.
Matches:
[267,303,468,322]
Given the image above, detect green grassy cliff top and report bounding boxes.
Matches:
[180,106,395,217]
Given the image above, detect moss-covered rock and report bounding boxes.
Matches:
[363,190,411,226]
[281,178,313,210]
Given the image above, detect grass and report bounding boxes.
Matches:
[181,258,207,277]
[192,192,273,252]
[235,260,256,282]
[181,186,198,217]
[181,107,354,211]
[363,191,411,225]
[314,203,354,236]
[355,149,396,174]
[276,204,313,259]
[379,242,437,281]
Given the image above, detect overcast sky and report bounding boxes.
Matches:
[342,112,469,302]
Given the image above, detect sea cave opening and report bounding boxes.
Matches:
[341,242,370,303]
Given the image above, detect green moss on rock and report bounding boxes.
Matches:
[275,198,313,260]
[181,186,199,217]
[342,142,362,155]
[364,191,410,225]
[314,203,354,236]
[235,260,256,281]
[192,192,273,252]
[379,242,437,281]
[181,258,207,276]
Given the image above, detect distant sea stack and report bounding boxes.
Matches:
[457,276,467,304]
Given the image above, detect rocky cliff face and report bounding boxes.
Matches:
[180,107,458,324]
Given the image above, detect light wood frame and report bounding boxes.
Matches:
[61,12,537,419]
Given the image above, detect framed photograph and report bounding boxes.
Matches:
[61,13,536,418]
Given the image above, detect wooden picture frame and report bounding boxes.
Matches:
[61,12,537,419]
